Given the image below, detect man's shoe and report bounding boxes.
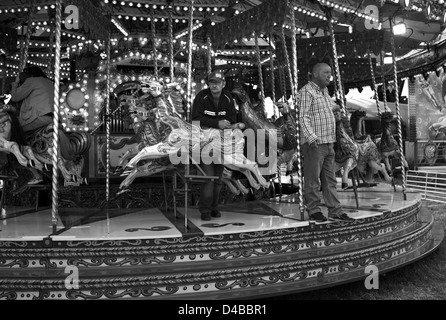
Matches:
[329,213,354,221]
[201,211,211,221]
[309,212,327,222]
[211,209,221,218]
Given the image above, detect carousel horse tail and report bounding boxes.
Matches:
[59,131,91,161]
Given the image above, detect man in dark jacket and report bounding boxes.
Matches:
[191,71,237,220]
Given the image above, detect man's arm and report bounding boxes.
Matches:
[10,78,34,102]
[298,90,318,144]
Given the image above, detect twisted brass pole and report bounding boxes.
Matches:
[50,0,62,234]
[389,20,407,200]
[380,52,389,112]
[254,33,265,101]
[328,17,345,116]
[105,35,111,203]
[288,1,304,220]
[151,8,158,79]
[19,0,36,72]
[206,36,212,76]
[168,9,174,82]
[368,52,381,117]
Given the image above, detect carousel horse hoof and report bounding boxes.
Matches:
[44,163,51,171]
[114,166,124,175]
[116,188,130,196]
[28,159,36,168]
[27,176,44,185]
[342,182,348,190]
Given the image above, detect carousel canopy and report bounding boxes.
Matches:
[0,0,445,89]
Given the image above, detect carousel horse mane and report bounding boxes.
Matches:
[350,110,367,140]
[231,86,297,151]
[377,111,398,153]
[375,111,408,173]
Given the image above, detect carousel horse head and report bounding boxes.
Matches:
[428,116,446,140]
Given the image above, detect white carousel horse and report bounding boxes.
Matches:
[117,81,269,194]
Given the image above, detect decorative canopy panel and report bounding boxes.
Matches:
[208,0,289,49]
[1,0,446,87]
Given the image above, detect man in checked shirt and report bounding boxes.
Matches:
[298,62,353,223]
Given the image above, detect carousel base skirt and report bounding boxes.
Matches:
[0,183,443,300]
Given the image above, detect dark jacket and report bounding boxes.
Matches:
[191,88,237,129]
[10,77,54,129]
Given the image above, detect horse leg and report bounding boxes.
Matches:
[235,179,250,195]
[58,158,74,184]
[225,154,270,188]
[117,144,141,168]
[21,145,43,170]
[0,137,29,167]
[381,152,392,174]
[222,178,240,195]
[368,160,392,183]
[118,169,139,191]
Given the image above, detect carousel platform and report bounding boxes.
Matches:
[0,183,443,300]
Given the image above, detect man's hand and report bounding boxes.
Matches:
[218,119,231,129]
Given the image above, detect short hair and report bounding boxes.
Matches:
[22,65,47,78]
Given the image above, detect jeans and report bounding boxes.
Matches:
[199,163,224,213]
[301,142,343,217]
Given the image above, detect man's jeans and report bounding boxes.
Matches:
[199,163,224,213]
[301,142,343,217]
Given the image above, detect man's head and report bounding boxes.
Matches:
[207,71,226,96]
[19,65,47,84]
[310,63,332,89]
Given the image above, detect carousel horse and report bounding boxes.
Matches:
[0,101,43,170]
[24,122,91,186]
[231,86,297,153]
[349,110,393,184]
[0,96,89,187]
[117,81,269,194]
[333,108,359,190]
[375,111,408,174]
[230,86,298,178]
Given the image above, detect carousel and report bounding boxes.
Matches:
[0,0,444,300]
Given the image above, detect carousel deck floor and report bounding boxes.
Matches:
[0,182,420,241]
